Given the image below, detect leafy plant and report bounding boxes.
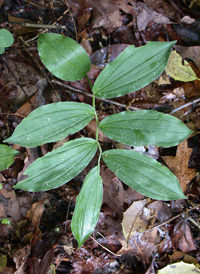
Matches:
[0,144,18,171]
[0,28,14,54]
[4,34,192,247]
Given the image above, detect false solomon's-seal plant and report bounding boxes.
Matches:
[4,34,192,247]
[0,28,14,54]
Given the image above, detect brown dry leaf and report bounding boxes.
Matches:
[171,220,196,252]
[137,3,172,31]
[162,140,196,192]
[97,167,143,238]
[143,0,177,19]
[26,198,48,244]
[0,188,20,222]
[101,167,144,218]
[118,228,158,263]
[8,14,37,34]
[68,0,137,30]
[13,245,31,274]
[122,199,149,241]
[27,248,54,274]
[86,119,111,143]
[17,148,40,182]
[175,45,200,71]
[15,92,47,117]
[1,55,47,107]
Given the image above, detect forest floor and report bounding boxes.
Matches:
[0,0,200,273]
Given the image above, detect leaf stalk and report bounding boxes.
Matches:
[86,74,102,166]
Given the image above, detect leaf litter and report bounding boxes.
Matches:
[0,0,200,273]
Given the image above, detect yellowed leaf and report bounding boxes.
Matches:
[165,50,199,82]
[162,140,196,192]
[158,261,200,274]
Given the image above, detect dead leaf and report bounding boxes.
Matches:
[8,14,37,34]
[0,188,20,222]
[26,198,48,244]
[165,51,198,82]
[118,228,158,263]
[27,248,54,274]
[156,74,171,85]
[162,140,196,192]
[1,55,47,107]
[181,16,195,24]
[148,200,171,223]
[158,261,200,274]
[174,45,200,71]
[13,246,31,274]
[137,3,172,31]
[68,0,137,30]
[145,260,156,274]
[17,148,40,182]
[143,0,177,19]
[122,199,149,241]
[171,220,196,252]
[86,119,111,143]
[90,44,129,67]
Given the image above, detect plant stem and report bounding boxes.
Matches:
[86,74,102,166]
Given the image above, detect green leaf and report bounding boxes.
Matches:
[14,138,97,191]
[165,50,199,82]
[158,262,200,274]
[102,149,187,200]
[71,166,103,248]
[100,110,192,147]
[38,33,91,81]
[0,145,18,171]
[4,102,95,147]
[93,41,176,99]
[0,29,14,48]
[1,218,11,225]
[0,47,5,54]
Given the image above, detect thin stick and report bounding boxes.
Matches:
[0,113,26,118]
[9,22,67,30]
[90,236,121,257]
[146,204,200,233]
[170,98,200,114]
[23,0,46,9]
[52,80,140,111]
[25,8,70,43]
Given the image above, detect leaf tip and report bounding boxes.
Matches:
[3,137,10,144]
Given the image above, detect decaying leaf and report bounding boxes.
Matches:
[0,188,20,222]
[158,261,200,274]
[122,199,149,240]
[137,3,172,31]
[13,246,31,273]
[118,228,158,264]
[162,140,196,192]
[174,45,200,71]
[171,220,196,252]
[165,50,199,82]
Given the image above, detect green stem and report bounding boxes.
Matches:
[86,74,102,166]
